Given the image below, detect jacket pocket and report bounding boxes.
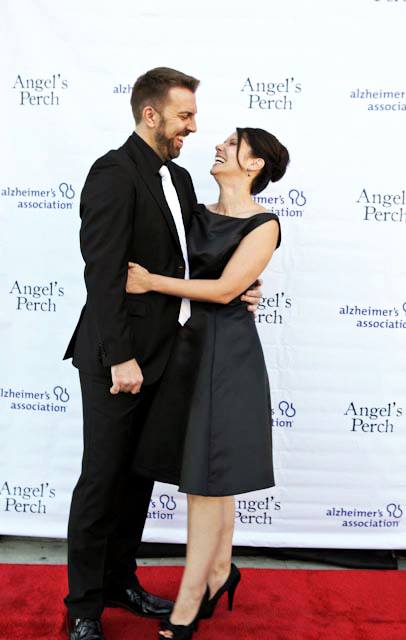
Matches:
[126,296,148,317]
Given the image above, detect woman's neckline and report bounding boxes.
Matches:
[203,205,270,221]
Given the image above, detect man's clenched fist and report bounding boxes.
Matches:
[110,358,144,395]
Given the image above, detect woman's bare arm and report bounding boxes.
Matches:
[127,219,279,304]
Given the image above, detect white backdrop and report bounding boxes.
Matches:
[1,0,406,548]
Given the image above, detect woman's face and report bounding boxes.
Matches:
[210,132,261,180]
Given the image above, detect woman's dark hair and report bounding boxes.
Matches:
[131,67,200,123]
[236,127,290,195]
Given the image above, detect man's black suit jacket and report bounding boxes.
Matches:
[63,132,197,385]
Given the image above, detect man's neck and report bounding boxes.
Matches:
[134,127,165,161]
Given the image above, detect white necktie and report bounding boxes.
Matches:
[159,165,191,325]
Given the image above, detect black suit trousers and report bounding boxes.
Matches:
[64,372,158,618]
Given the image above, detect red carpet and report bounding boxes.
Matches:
[0,564,406,639]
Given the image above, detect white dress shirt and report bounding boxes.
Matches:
[159,164,191,325]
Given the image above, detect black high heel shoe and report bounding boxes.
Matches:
[198,563,241,619]
[158,590,208,640]
[158,617,199,640]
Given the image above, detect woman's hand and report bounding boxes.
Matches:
[126,262,152,294]
[241,277,263,313]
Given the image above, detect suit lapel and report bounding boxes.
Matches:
[120,136,183,253]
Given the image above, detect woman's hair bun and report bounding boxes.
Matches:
[236,127,290,195]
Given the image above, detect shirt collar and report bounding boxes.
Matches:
[131,131,166,174]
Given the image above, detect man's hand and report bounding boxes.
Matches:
[110,358,144,395]
[240,278,263,313]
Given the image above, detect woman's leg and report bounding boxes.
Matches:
[207,496,235,597]
[159,494,225,638]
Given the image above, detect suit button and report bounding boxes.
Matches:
[177,265,184,272]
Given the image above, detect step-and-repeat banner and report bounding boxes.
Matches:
[1,0,406,548]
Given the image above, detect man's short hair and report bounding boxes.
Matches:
[131,67,200,123]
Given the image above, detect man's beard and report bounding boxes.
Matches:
[155,121,187,160]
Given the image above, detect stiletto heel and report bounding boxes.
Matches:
[199,563,241,619]
[227,577,239,611]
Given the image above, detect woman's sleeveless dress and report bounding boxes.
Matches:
[132,204,281,496]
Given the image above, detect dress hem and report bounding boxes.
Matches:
[135,464,275,497]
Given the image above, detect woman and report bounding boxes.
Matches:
[126,127,289,639]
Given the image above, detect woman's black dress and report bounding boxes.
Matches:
[133,204,281,496]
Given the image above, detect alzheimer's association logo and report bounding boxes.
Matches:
[1,181,75,212]
[272,400,296,428]
[0,384,71,414]
[254,188,307,218]
[338,300,406,329]
[148,493,177,521]
[326,502,404,529]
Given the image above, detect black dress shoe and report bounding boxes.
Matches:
[104,583,173,619]
[66,616,104,640]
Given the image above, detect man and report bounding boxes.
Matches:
[63,67,261,640]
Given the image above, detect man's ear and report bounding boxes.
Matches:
[143,105,158,129]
